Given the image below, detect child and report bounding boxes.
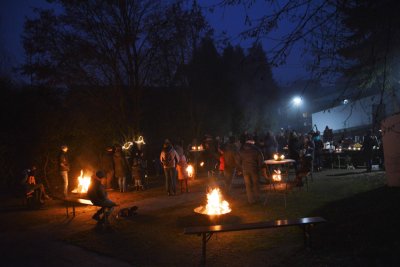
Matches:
[176,146,189,193]
[218,148,225,178]
[131,155,145,191]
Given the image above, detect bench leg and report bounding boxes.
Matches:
[200,233,213,266]
[301,224,313,248]
[201,233,206,265]
[65,202,76,217]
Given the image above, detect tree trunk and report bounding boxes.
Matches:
[381,113,400,187]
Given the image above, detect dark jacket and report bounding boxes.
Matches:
[239,142,264,173]
[58,151,70,172]
[131,157,144,179]
[101,151,114,172]
[223,143,240,170]
[87,178,107,204]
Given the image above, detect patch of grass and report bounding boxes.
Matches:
[65,172,392,266]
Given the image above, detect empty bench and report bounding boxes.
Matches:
[64,197,94,217]
[184,216,327,265]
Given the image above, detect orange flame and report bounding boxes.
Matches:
[72,170,91,193]
[204,188,231,215]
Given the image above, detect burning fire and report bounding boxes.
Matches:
[72,170,91,193]
[195,188,231,215]
[272,169,282,182]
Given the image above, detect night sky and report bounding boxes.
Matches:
[0,0,310,85]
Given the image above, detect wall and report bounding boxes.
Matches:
[312,94,381,132]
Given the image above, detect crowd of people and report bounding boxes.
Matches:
[21,125,381,216]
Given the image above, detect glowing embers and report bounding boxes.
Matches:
[194,188,231,216]
[71,169,91,194]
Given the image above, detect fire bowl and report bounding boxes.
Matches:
[194,205,232,225]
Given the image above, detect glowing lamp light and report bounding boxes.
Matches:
[122,141,133,150]
[200,161,205,167]
[134,136,146,145]
[273,153,285,161]
[186,164,194,178]
[292,96,302,106]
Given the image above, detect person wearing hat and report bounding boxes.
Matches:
[58,145,70,198]
[239,135,264,204]
[87,170,117,223]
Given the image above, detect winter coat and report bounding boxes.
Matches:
[223,143,240,170]
[58,151,70,172]
[160,145,178,168]
[239,142,264,173]
[101,151,114,172]
[87,178,107,204]
[131,157,144,180]
[113,150,128,177]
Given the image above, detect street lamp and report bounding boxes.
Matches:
[292,96,302,107]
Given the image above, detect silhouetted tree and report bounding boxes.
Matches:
[21,0,210,135]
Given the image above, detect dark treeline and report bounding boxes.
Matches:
[0,2,280,191]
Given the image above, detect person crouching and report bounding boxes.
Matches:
[87,170,117,224]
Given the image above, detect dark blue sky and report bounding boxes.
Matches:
[0,0,310,84]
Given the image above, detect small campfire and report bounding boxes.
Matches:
[194,188,231,216]
[71,169,91,194]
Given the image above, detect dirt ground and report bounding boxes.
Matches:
[1,169,398,267]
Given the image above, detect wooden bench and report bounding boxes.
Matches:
[64,197,93,217]
[184,216,327,265]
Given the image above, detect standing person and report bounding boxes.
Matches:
[263,131,278,160]
[239,135,264,204]
[288,131,300,171]
[113,144,128,192]
[313,131,324,171]
[276,129,288,153]
[160,139,179,196]
[222,136,240,194]
[362,130,376,172]
[101,146,114,190]
[218,148,225,178]
[58,145,70,198]
[175,145,189,193]
[131,152,145,191]
[87,170,117,224]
